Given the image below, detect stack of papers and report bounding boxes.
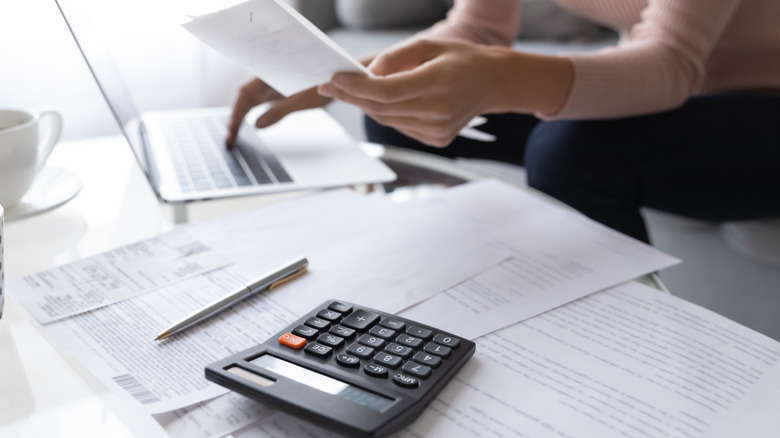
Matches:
[10,180,780,437]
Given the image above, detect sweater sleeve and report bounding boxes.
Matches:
[546,0,742,120]
[415,0,521,47]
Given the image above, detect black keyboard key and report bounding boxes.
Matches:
[423,342,452,358]
[373,352,402,369]
[328,302,353,314]
[305,317,330,330]
[304,342,332,358]
[329,325,356,339]
[317,309,342,321]
[380,317,405,332]
[364,363,388,378]
[396,334,423,349]
[392,373,419,388]
[336,354,360,368]
[433,334,461,349]
[369,326,396,339]
[317,333,345,348]
[413,351,442,369]
[385,343,413,359]
[402,362,432,379]
[347,343,375,360]
[406,326,433,340]
[292,325,319,340]
[358,334,385,349]
[342,309,380,331]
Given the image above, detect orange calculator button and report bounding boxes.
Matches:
[278,333,307,349]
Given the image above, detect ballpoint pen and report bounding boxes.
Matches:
[155,257,308,340]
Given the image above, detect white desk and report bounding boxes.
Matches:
[0,135,507,438]
[2,137,174,438]
[0,136,669,437]
[1,136,347,437]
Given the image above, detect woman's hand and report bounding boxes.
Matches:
[225,78,332,147]
[318,38,572,147]
[317,39,506,147]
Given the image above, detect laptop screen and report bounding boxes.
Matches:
[55,0,151,174]
[54,0,239,174]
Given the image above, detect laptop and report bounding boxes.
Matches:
[55,0,396,205]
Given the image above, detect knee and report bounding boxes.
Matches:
[525,121,593,196]
[525,121,626,202]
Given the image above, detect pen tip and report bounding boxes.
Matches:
[155,332,169,341]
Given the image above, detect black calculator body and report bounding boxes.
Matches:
[205,300,476,438]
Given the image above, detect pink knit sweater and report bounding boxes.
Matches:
[420,0,780,119]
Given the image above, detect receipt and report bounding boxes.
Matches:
[11,230,231,324]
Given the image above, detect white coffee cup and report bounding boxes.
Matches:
[0,108,63,208]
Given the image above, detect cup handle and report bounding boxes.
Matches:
[36,109,63,172]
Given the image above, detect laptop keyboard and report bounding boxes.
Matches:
[164,115,292,192]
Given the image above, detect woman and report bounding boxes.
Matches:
[227,0,780,243]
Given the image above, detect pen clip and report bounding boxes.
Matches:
[269,267,307,291]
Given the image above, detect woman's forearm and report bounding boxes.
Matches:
[482,46,574,117]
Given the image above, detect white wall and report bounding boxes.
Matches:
[1,0,114,140]
[0,0,252,141]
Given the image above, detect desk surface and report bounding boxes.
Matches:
[0,135,520,438]
[0,136,667,437]
[2,137,180,438]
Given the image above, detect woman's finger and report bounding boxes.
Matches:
[367,39,444,76]
[227,79,279,146]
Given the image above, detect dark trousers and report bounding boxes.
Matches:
[364,93,780,243]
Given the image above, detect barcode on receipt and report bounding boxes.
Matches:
[112,374,161,405]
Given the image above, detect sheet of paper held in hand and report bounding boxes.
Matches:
[182,0,370,97]
[12,230,231,324]
[182,0,497,142]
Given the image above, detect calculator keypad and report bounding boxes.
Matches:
[277,301,464,389]
[207,299,476,438]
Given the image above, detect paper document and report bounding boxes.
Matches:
[253,180,678,317]
[13,230,231,324]
[154,392,275,438]
[234,282,780,438]
[33,188,509,413]
[182,0,370,96]
[13,181,681,416]
[45,269,299,413]
[400,180,680,338]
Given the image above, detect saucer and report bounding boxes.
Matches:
[4,166,82,222]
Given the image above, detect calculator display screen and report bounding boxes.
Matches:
[251,355,394,412]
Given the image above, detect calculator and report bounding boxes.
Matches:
[205,300,475,438]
